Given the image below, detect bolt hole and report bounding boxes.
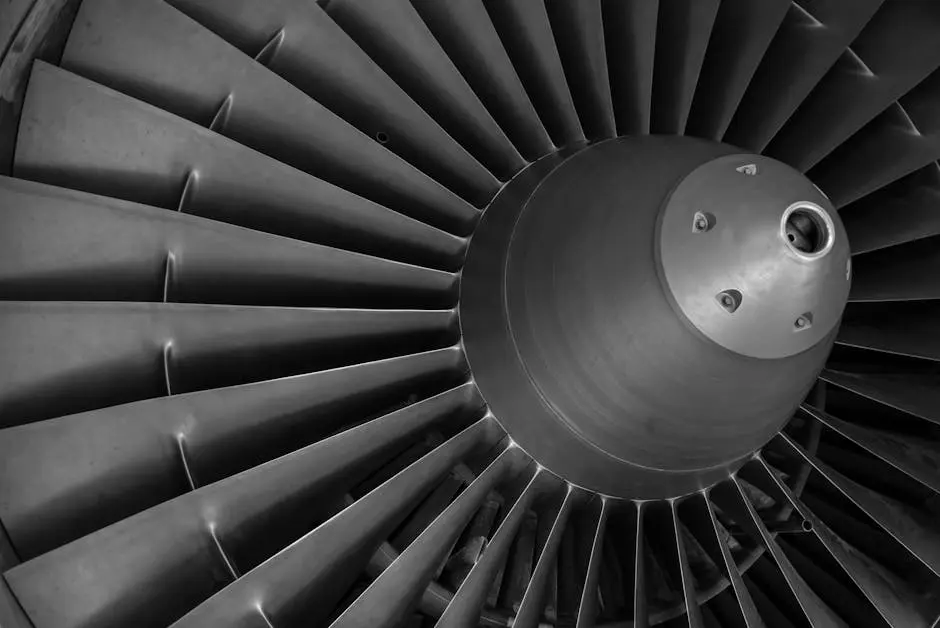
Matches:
[801,519,814,533]
[794,312,813,331]
[784,204,831,255]
[376,131,390,144]
[716,289,742,313]
[692,211,715,233]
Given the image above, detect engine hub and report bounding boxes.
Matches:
[461,136,850,498]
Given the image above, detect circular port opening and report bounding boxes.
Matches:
[781,202,834,258]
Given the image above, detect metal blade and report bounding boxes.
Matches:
[164,0,499,207]
[809,70,940,209]
[63,0,477,236]
[6,410,496,628]
[755,454,939,628]
[391,473,465,552]
[16,62,465,270]
[167,417,501,628]
[0,510,28,627]
[514,485,578,628]
[774,537,880,628]
[778,433,940,577]
[0,349,468,559]
[765,1,940,171]
[602,0,658,135]
[821,369,940,428]
[802,404,940,494]
[483,0,584,146]
[0,577,29,628]
[671,501,704,628]
[436,467,543,628]
[634,501,649,628]
[686,0,790,140]
[714,479,848,627]
[0,177,457,307]
[650,0,720,135]
[545,0,616,140]
[724,0,884,152]
[575,497,609,628]
[838,302,940,361]
[410,0,553,161]
[330,445,524,628]
[840,163,940,255]
[0,176,457,308]
[849,234,940,302]
[696,492,766,628]
[744,571,800,628]
[0,300,455,426]
[324,0,525,180]
[0,0,33,61]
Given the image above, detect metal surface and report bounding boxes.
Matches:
[545,0,616,141]
[63,0,478,236]
[324,0,525,181]
[720,478,847,628]
[0,348,468,559]
[0,301,455,426]
[437,468,540,627]
[808,71,940,210]
[410,0,553,162]
[514,486,578,628]
[804,404,940,494]
[838,301,940,361]
[672,500,705,628]
[779,433,940,578]
[331,444,521,628]
[723,0,884,152]
[576,497,609,628]
[164,0,500,207]
[840,163,940,256]
[17,62,465,271]
[756,453,939,628]
[483,0,584,147]
[464,136,839,497]
[848,235,940,302]
[659,154,850,359]
[1,0,940,626]
[685,0,790,141]
[650,0,720,135]
[8,407,493,628]
[700,492,764,627]
[167,418,501,628]
[821,370,940,428]
[602,0,658,135]
[0,175,457,308]
[765,1,940,172]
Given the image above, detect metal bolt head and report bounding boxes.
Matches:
[716,289,742,313]
[794,313,813,330]
[692,211,714,233]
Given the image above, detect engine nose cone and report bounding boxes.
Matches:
[461,136,850,498]
[658,154,851,359]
